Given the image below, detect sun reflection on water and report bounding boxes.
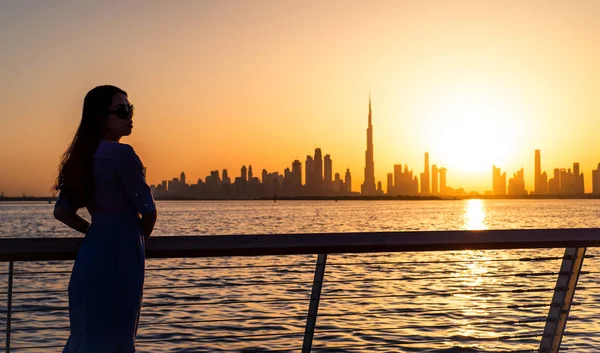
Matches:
[451,249,496,341]
[464,199,488,230]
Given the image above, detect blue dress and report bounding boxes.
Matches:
[57,140,156,353]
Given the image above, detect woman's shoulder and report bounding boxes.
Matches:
[95,140,137,160]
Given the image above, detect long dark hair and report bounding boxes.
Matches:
[54,85,127,208]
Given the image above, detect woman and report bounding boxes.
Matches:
[54,85,157,352]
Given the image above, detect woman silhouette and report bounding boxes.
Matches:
[54,85,157,352]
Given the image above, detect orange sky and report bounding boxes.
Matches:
[1,1,599,196]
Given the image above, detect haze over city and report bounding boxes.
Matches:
[1,1,600,196]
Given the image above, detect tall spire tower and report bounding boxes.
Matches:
[361,93,377,195]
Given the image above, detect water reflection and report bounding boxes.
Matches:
[464,199,487,230]
[453,250,492,340]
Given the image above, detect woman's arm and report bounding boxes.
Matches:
[117,145,157,240]
[139,209,157,240]
[54,205,89,234]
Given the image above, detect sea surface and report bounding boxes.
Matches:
[2,199,600,352]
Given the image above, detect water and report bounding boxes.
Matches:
[2,199,600,352]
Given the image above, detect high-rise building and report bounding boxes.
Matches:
[333,173,342,193]
[548,168,560,194]
[324,154,332,192]
[387,173,393,194]
[180,171,186,185]
[213,170,221,181]
[393,164,419,196]
[573,163,584,194]
[439,167,447,195]
[561,169,570,194]
[361,94,377,195]
[222,169,230,184]
[248,165,254,181]
[283,168,292,193]
[492,165,506,196]
[547,163,584,195]
[393,164,403,196]
[292,160,302,187]
[534,150,547,195]
[540,172,548,195]
[420,152,430,195]
[508,168,526,195]
[241,165,247,182]
[206,170,221,188]
[534,150,540,192]
[261,169,268,185]
[345,168,352,194]
[313,148,323,191]
[431,164,439,195]
[305,156,313,187]
[593,163,600,195]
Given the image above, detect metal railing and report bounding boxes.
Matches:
[2,228,600,352]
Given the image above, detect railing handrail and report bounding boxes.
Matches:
[2,228,600,262]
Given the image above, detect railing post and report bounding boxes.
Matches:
[5,261,13,353]
[539,247,586,353]
[302,254,327,353]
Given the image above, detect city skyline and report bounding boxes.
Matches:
[147,146,600,199]
[142,100,600,199]
[1,1,600,196]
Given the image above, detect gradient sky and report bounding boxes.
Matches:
[1,0,599,196]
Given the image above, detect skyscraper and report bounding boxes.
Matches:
[431,164,439,195]
[387,173,393,194]
[439,167,447,195]
[241,165,247,182]
[393,164,403,196]
[393,164,419,196]
[222,169,230,184]
[180,171,186,185]
[534,150,541,193]
[206,170,221,188]
[292,160,302,187]
[248,165,254,181]
[305,156,313,188]
[420,152,430,195]
[345,168,352,194]
[261,169,268,185]
[593,163,600,195]
[548,168,560,194]
[573,163,584,194]
[313,148,323,192]
[492,165,506,196]
[361,94,376,195]
[333,173,342,193]
[508,168,526,196]
[547,164,583,195]
[534,150,547,195]
[324,154,332,192]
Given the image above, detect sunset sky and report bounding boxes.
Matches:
[1,0,599,196]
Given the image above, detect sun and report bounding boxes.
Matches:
[426,89,524,175]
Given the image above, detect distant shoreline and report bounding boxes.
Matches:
[3,195,600,202]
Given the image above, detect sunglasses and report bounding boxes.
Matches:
[107,104,135,120]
